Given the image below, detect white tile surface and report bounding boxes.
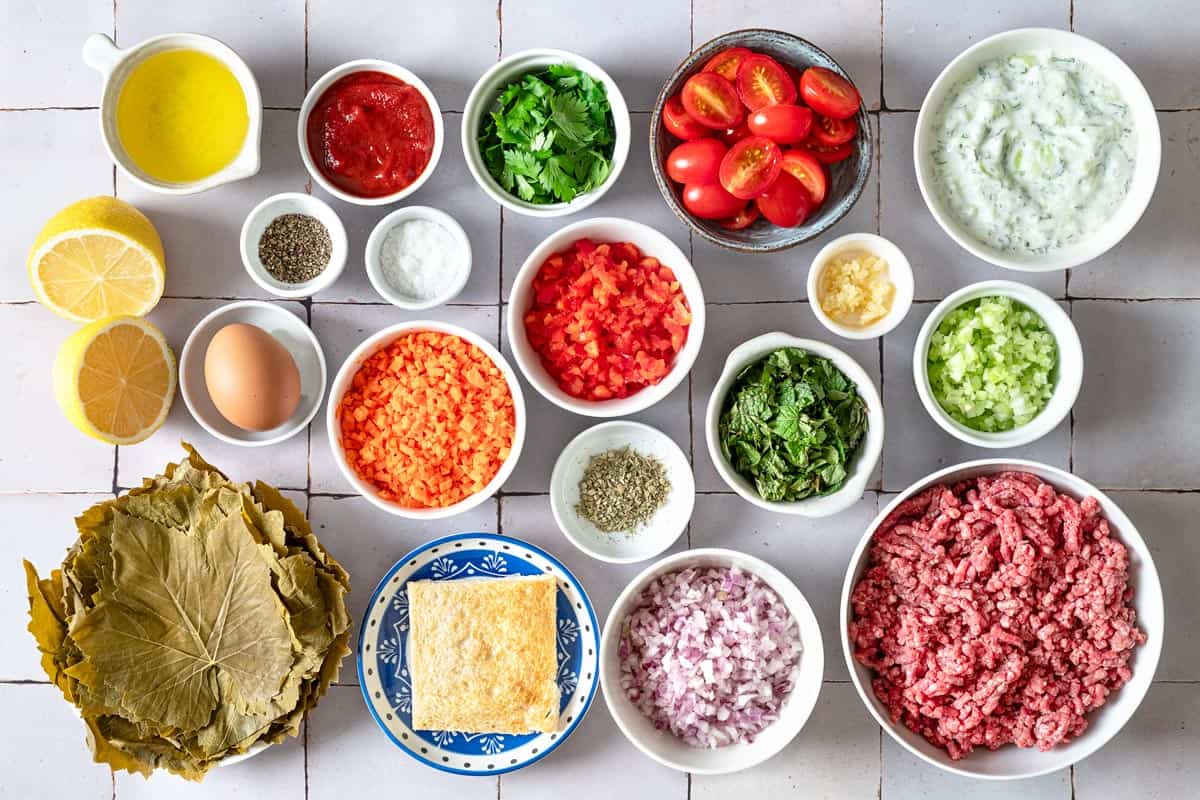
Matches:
[116,0,306,107]
[0,0,111,108]
[308,303,499,493]
[0,305,114,491]
[881,737,1070,799]
[1072,300,1200,489]
[879,113,1065,299]
[116,110,307,300]
[0,111,112,302]
[692,0,883,110]
[1068,112,1200,299]
[1073,683,1200,799]
[882,0,1071,109]
[501,0,691,112]
[881,301,1071,491]
[307,0,499,111]
[116,297,311,490]
[307,684,496,800]
[114,733,305,799]
[0,684,112,799]
[690,493,879,680]
[692,684,881,799]
[1074,0,1200,109]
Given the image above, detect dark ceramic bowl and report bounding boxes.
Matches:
[650,29,873,253]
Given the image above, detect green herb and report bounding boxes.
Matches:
[719,348,869,503]
[478,64,615,205]
[575,447,671,532]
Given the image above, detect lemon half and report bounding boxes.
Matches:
[29,196,165,323]
[54,316,176,445]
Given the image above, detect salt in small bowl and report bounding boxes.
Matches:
[364,206,472,310]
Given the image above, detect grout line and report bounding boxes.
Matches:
[1068,299,1075,472]
[878,0,886,113]
[1070,765,1077,799]
[1069,0,1076,32]
[111,447,119,496]
[303,0,310,90]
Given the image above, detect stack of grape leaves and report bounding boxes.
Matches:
[22,444,351,780]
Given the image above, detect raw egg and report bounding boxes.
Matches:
[204,322,301,431]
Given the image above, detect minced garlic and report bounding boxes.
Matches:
[817,253,895,328]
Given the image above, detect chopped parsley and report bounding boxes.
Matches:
[478,64,615,205]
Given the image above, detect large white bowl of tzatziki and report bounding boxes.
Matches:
[915,28,1160,272]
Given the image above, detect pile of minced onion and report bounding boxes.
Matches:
[617,565,802,748]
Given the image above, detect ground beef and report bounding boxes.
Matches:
[849,472,1144,759]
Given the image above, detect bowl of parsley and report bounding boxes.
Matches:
[704,332,883,517]
[462,49,631,217]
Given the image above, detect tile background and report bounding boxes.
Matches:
[2,1,1196,798]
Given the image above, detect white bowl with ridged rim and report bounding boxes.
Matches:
[363,206,472,310]
[600,547,824,774]
[913,280,1082,449]
[914,28,1160,272]
[704,332,883,517]
[840,459,1163,780]
[325,320,525,519]
[462,48,631,217]
[807,232,915,341]
[239,192,348,299]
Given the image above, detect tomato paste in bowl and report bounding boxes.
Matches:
[300,60,443,205]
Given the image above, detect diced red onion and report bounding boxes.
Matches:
[618,565,803,748]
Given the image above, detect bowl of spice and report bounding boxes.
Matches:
[808,233,913,340]
[240,192,347,298]
[364,206,472,310]
[550,421,694,564]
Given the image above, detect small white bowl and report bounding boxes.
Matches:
[550,421,694,564]
[299,60,444,206]
[179,301,326,447]
[913,280,1082,449]
[600,548,824,774]
[462,49,631,217]
[364,206,472,310]
[81,32,261,195]
[326,321,526,520]
[705,333,883,517]
[240,192,348,299]
[840,459,1164,780]
[914,28,1160,272]
[507,217,705,418]
[807,233,914,340]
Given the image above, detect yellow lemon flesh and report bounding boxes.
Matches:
[54,316,176,445]
[29,196,165,323]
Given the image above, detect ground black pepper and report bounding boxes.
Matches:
[259,213,332,283]
[575,447,671,533]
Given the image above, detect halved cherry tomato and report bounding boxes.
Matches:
[718,204,760,230]
[703,47,752,82]
[780,149,828,206]
[666,138,727,185]
[747,104,814,144]
[718,120,751,146]
[682,182,746,219]
[801,139,855,164]
[718,135,782,200]
[799,66,862,120]
[735,54,797,111]
[681,72,744,130]
[662,94,710,140]
[811,114,857,146]
[755,172,812,227]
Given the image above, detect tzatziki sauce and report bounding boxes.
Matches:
[930,51,1136,254]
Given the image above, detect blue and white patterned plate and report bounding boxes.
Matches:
[357,532,600,775]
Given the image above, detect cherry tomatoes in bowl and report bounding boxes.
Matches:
[718,203,760,230]
[662,95,710,140]
[798,66,861,120]
[682,182,746,219]
[748,104,814,144]
[811,114,857,146]
[703,47,752,82]
[682,72,745,129]
[755,171,812,228]
[736,54,797,111]
[719,136,782,200]
[718,120,752,146]
[780,149,828,206]
[801,138,855,164]
[666,138,727,185]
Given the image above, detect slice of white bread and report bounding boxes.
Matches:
[407,573,559,733]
